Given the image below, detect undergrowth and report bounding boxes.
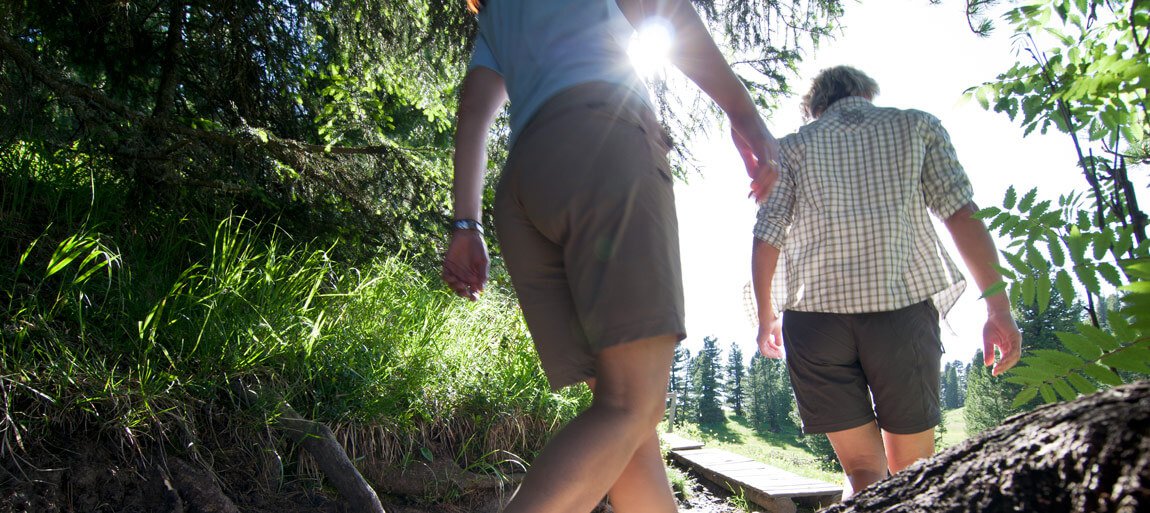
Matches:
[0,142,588,498]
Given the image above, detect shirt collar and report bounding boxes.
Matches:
[823,96,873,116]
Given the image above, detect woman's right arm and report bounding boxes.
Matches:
[615,0,780,200]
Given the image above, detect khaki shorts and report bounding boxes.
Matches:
[494,81,686,390]
[782,301,942,435]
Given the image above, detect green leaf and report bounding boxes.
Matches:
[1106,310,1136,342]
[1116,228,1134,257]
[1018,188,1038,211]
[1026,247,1049,273]
[1032,349,1085,373]
[1001,216,1022,237]
[1054,270,1076,304]
[1036,271,1052,313]
[1099,348,1150,374]
[1067,226,1087,264]
[1066,372,1097,395]
[1119,259,1150,280]
[1074,263,1102,295]
[1005,376,1046,388]
[1076,211,1091,231]
[1002,250,1030,276]
[1003,186,1018,210]
[420,446,435,462]
[1082,363,1124,386]
[1079,324,1121,351]
[994,263,1017,280]
[1009,364,1055,382]
[1012,387,1040,408]
[1057,331,1102,360]
[1021,275,1037,306]
[1052,378,1078,401]
[1030,199,1052,219]
[974,206,1001,220]
[1097,263,1123,287]
[1039,384,1057,403]
[989,214,1009,233]
[1092,234,1111,261]
[979,281,1008,300]
[1046,233,1066,267]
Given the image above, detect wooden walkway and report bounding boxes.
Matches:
[661,434,841,513]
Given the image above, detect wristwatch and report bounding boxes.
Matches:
[451,218,484,234]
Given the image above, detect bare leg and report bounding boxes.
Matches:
[881,428,935,473]
[825,422,887,498]
[584,379,678,513]
[503,335,677,513]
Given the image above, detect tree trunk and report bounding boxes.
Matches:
[823,381,1149,512]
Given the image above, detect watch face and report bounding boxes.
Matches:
[453,219,483,233]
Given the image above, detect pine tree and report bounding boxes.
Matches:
[725,342,746,416]
[747,353,794,433]
[691,336,726,425]
[941,362,961,410]
[953,360,968,408]
[669,346,692,427]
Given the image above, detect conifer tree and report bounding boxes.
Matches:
[725,342,746,416]
[691,336,726,425]
[669,346,692,427]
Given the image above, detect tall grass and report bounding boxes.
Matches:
[0,141,588,493]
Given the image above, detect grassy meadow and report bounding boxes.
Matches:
[666,406,972,488]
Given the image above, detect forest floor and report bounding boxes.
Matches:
[0,448,750,513]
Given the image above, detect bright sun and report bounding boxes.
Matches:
[628,19,674,77]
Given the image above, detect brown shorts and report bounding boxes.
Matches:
[782,301,943,435]
[494,81,685,390]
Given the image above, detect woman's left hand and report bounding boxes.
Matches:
[442,231,489,301]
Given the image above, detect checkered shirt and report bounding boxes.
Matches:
[754,96,973,315]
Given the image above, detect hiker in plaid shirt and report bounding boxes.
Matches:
[751,65,1022,497]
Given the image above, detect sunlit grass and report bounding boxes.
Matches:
[665,415,841,484]
[939,407,968,449]
[0,141,589,491]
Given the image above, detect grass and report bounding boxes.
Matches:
[667,406,973,489]
[0,142,590,499]
[939,407,969,449]
[665,415,842,484]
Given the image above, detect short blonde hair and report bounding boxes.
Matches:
[801,66,879,120]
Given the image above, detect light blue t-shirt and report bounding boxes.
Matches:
[468,0,652,144]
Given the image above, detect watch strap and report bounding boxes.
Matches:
[451,218,484,234]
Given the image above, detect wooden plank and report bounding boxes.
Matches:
[659,432,704,451]
[668,447,842,508]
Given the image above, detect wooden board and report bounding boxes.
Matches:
[660,432,704,451]
[669,448,842,513]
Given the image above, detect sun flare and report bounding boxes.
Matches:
[628,19,674,77]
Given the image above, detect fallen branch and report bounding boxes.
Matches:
[232,380,386,513]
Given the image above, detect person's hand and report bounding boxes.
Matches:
[442,230,489,301]
[757,312,784,359]
[730,122,780,202]
[983,309,1022,376]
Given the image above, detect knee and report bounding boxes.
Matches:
[837,452,886,478]
[592,392,667,432]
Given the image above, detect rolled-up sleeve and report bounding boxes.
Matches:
[920,114,973,219]
[468,34,502,74]
[753,139,799,247]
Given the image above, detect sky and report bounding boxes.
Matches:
[668,0,1101,366]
